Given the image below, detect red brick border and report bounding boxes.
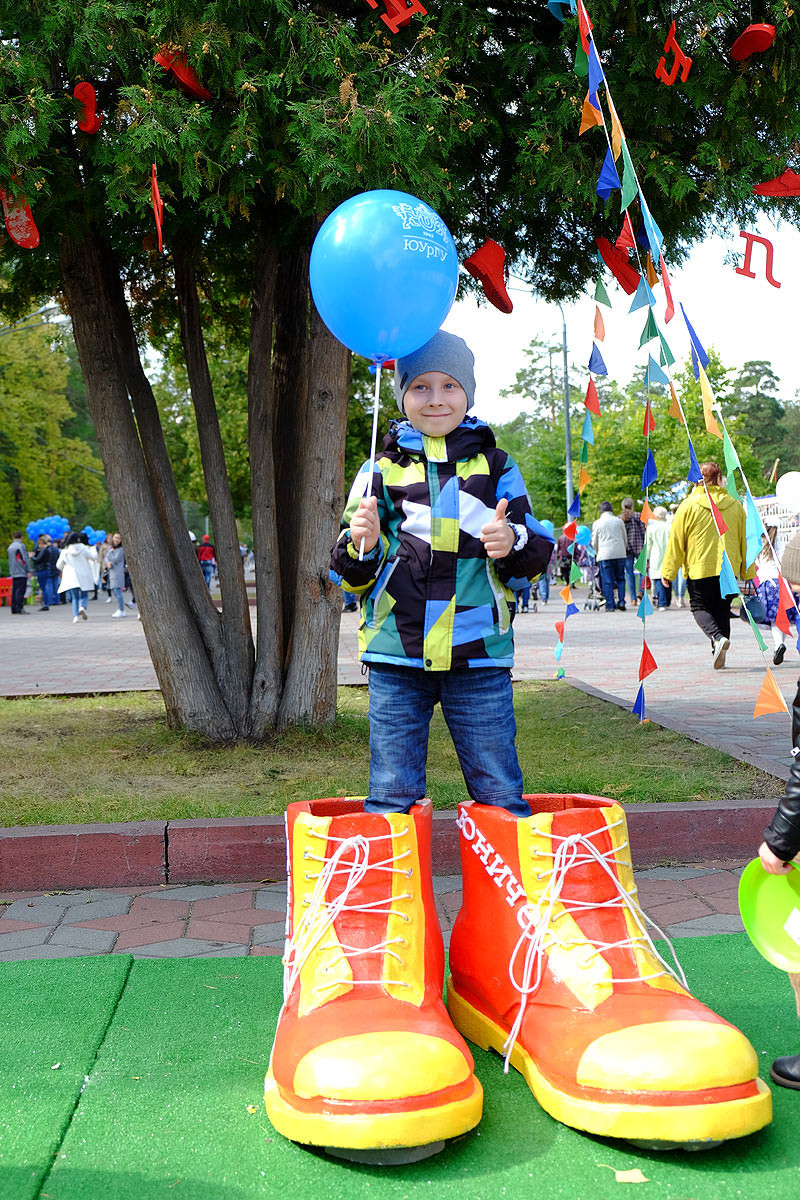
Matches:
[0,800,776,890]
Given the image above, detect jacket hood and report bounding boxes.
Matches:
[691,483,740,513]
[63,543,88,557]
[384,415,496,461]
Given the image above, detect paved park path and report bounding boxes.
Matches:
[1,587,793,961]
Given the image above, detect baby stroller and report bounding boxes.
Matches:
[583,555,603,611]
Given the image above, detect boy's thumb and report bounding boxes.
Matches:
[495,498,508,522]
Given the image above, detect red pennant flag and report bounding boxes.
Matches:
[775,576,797,634]
[576,0,593,52]
[584,378,601,414]
[643,402,655,436]
[594,305,605,342]
[708,496,728,534]
[659,252,675,323]
[563,520,578,541]
[555,620,565,640]
[615,212,636,251]
[639,642,658,680]
[151,163,164,253]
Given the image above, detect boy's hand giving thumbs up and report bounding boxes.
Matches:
[480,497,515,559]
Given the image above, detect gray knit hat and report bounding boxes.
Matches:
[393,330,476,414]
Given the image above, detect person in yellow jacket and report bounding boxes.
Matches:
[661,461,754,669]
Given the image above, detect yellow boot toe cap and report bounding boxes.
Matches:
[294,1031,472,1101]
[576,1020,759,1093]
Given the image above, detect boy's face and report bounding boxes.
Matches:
[403,371,468,437]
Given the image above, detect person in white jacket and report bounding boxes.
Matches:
[57,533,98,623]
[646,506,672,609]
[590,502,628,612]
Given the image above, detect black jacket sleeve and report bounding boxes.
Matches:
[763,753,800,861]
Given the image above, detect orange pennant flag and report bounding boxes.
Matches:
[638,641,658,681]
[753,669,789,718]
[668,382,684,423]
[578,465,591,493]
[643,402,655,436]
[555,620,565,640]
[659,252,675,323]
[594,305,605,341]
[607,94,623,161]
[641,498,653,525]
[709,496,728,534]
[698,364,722,439]
[559,585,573,605]
[645,252,659,288]
[579,93,603,135]
[584,378,601,414]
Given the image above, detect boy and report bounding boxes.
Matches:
[330,329,554,815]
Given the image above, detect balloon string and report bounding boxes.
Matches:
[359,361,383,562]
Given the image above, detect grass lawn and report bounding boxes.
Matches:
[0,682,784,827]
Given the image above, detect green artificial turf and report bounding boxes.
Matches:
[3,937,800,1200]
[0,956,132,1200]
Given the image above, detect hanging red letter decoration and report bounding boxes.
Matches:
[363,0,427,33]
[655,21,693,86]
[154,48,211,101]
[464,239,513,313]
[730,24,775,61]
[74,82,103,134]
[151,164,164,254]
[735,230,781,289]
[0,184,39,249]
[752,169,800,197]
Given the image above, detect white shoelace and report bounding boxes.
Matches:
[502,823,687,1072]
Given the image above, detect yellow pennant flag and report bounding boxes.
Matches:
[579,93,603,136]
[698,364,722,439]
[668,382,684,423]
[607,95,623,161]
[753,669,789,718]
[594,305,605,341]
[578,465,591,493]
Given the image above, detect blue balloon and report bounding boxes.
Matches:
[309,190,459,362]
[575,524,591,546]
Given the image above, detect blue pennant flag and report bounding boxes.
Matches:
[596,147,621,201]
[587,40,605,107]
[679,304,710,381]
[641,449,658,489]
[644,355,669,386]
[637,592,654,621]
[565,602,580,619]
[632,684,646,721]
[581,410,594,445]
[547,0,574,21]
[588,343,608,375]
[687,442,703,483]
[718,550,739,598]
[568,493,581,519]
[745,492,764,567]
[629,276,657,314]
[639,194,664,258]
[554,641,564,662]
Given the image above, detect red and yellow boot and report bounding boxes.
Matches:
[447,795,771,1148]
[265,797,482,1159]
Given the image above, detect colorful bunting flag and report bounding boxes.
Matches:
[637,592,654,620]
[588,343,607,374]
[560,584,573,603]
[680,304,709,379]
[578,465,591,492]
[579,92,603,134]
[581,410,595,444]
[639,309,659,347]
[745,492,764,567]
[642,402,655,436]
[645,355,669,387]
[574,35,589,76]
[580,441,589,463]
[722,428,740,477]
[620,141,638,210]
[629,275,657,313]
[631,683,646,721]
[594,273,612,307]
[607,93,623,160]
[698,364,722,439]
[708,495,729,534]
[576,0,593,53]
[615,212,636,251]
[753,669,789,718]
[568,494,581,519]
[635,544,647,573]
[570,560,582,585]
[584,379,601,414]
[638,641,658,680]
[641,449,658,489]
[718,550,739,598]
[641,498,653,524]
[645,252,659,288]
[594,305,605,341]
[554,640,564,662]
[659,253,675,323]
[565,602,580,618]
[597,147,622,201]
[639,193,664,258]
[741,602,768,651]
[668,382,684,422]
[688,442,703,483]
[563,520,578,541]
[555,667,566,679]
[555,620,565,640]
[587,40,604,106]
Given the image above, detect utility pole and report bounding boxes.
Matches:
[557,302,573,516]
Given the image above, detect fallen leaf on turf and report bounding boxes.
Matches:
[51,1063,61,1070]
[247,1105,257,1114]
[598,1164,649,1183]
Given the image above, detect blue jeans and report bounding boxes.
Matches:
[69,587,88,616]
[367,663,530,817]
[598,559,625,610]
[201,563,214,588]
[653,578,671,608]
[37,571,56,607]
[112,585,125,613]
[624,554,642,602]
[538,574,550,604]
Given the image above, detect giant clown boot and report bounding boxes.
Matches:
[265,798,482,1160]
[447,795,772,1147]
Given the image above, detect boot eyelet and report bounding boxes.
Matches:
[406,869,413,878]
[303,849,310,859]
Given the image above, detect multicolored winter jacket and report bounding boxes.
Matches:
[330,417,554,671]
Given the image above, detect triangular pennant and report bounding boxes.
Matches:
[620,141,638,210]
[638,641,658,680]
[687,442,703,483]
[584,378,601,414]
[576,0,593,52]
[775,604,792,635]
[639,194,664,258]
[563,520,578,541]
[637,592,654,621]
[594,273,612,307]
[568,493,581,519]
[565,602,580,618]
[615,212,636,251]
[588,343,608,375]
[639,309,659,347]
[629,275,657,313]
[698,363,722,439]
[579,92,603,134]
[742,602,768,651]
[659,253,675,323]
[718,550,739,598]
[596,146,622,201]
[753,669,789,718]
[594,304,605,341]
[635,544,647,573]
[668,382,684,422]
[641,499,653,525]
[680,304,709,379]
[587,39,604,107]
[574,36,589,76]
[581,410,595,445]
[554,640,564,662]
[578,465,591,492]
[643,401,655,436]
[722,428,740,478]
[555,666,566,679]
[778,576,796,622]
[631,683,646,721]
[580,441,589,463]
[726,471,741,502]
[645,252,659,288]
[658,330,675,366]
[570,560,582,584]
[745,492,764,567]
[559,584,573,604]
[709,495,729,534]
[641,449,658,489]
[645,354,668,386]
[555,620,565,640]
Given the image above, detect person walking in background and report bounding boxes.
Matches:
[57,532,97,623]
[31,534,58,611]
[591,501,628,612]
[620,497,646,603]
[196,534,216,589]
[753,525,795,666]
[105,532,128,618]
[7,531,30,614]
[661,461,752,669]
[646,506,671,609]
